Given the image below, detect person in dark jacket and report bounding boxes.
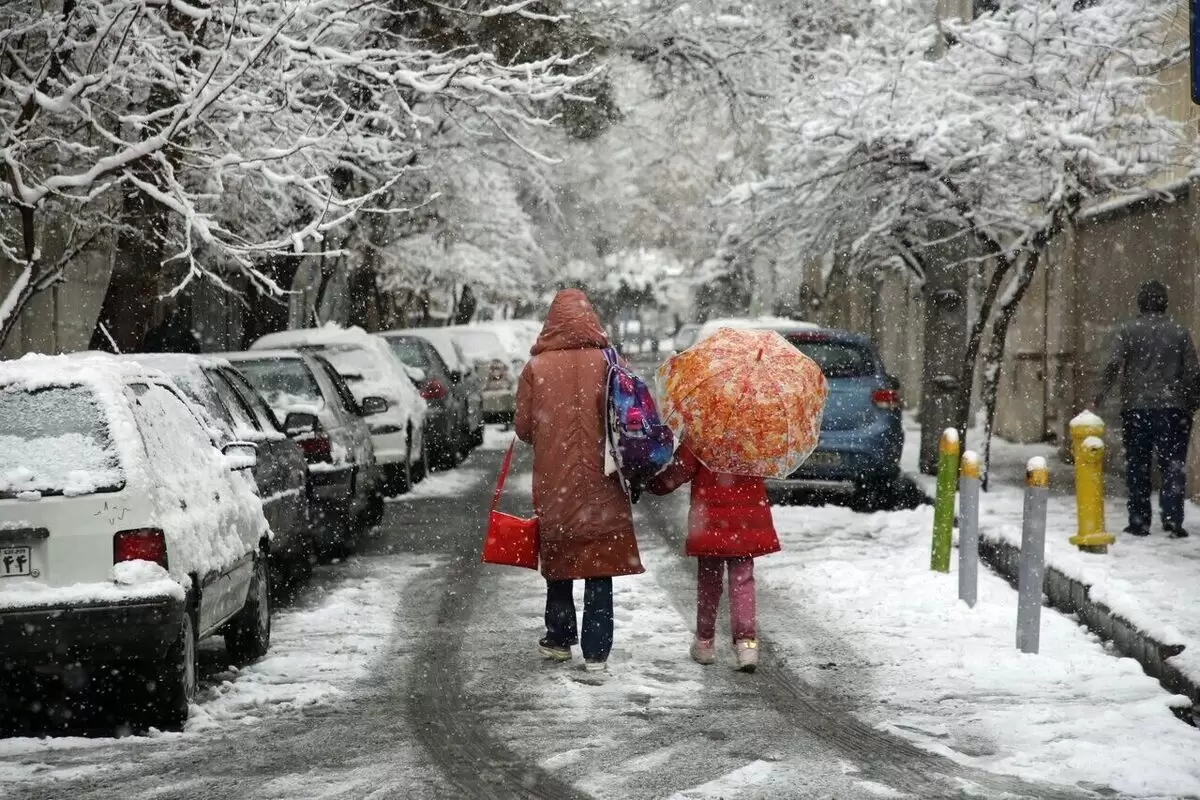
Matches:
[1095,280,1200,538]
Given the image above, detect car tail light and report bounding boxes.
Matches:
[872,389,901,410]
[298,432,332,463]
[114,529,168,569]
[421,379,449,401]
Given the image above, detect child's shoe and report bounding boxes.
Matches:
[538,637,572,662]
[734,639,758,673]
[690,637,716,666]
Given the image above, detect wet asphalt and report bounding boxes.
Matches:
[0,445,1103,800]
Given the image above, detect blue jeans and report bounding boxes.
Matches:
[545,578,613,662]
[1122,409,1192,530]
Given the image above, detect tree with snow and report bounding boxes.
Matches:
[725,0,1191,480]
[0,0,593,351]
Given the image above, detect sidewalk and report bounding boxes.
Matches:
[902,417,1200,716]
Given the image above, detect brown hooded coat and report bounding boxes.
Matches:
[514,290,644,580]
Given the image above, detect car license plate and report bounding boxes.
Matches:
[0,546,32,578]
[805,452,841,468]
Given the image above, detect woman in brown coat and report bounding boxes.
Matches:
[515,289,644,671]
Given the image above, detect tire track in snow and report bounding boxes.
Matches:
[637,494,1092,799]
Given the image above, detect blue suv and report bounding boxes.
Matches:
[762,326,905,509]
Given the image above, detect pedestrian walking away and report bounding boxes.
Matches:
[514,289,644,673]
[648,439,781,672]
[1095,279,1200,539]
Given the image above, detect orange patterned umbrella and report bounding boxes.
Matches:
[656,327,829,478]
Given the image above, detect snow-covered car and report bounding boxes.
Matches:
[380,331,471,469]
[391,327,484,449]
[0,354,272,730]
[695,316,819,342]
[472,320,539,375]
[447,327,517,425]
[672,323,701,353]
[250,326,428,495]
[224,350,381,555]
[121,354,313,589]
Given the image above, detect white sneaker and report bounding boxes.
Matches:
[583,660,608,673]
[734,640,758,673]
[690,637,716,666]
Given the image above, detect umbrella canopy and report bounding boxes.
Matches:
[656,327,829,478]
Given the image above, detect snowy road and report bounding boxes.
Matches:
[0,445,1146,799]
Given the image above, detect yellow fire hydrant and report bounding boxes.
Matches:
[1068,411,1116,553]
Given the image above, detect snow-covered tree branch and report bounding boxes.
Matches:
[0,0,595,349]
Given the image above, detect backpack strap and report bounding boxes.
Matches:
[491,440,517,513]
[602,347,618,368]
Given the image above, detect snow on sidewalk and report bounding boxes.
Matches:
[903,417,1200,702]
[760,503,1200,798]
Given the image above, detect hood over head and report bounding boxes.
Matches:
[532,289,608,355]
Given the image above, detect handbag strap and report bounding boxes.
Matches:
[491,440,517,513]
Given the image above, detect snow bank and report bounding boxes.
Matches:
[388,468,485,501]
[763,503,1200,797]
[187,555,425,731]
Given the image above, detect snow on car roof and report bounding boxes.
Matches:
[696,316,819,341]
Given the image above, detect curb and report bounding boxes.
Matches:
[977,533,1197,726]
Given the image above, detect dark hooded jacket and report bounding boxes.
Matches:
[514,290,643,580]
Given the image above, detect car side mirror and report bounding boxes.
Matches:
[222,441,258,470]
[361,396,389,416]
[283,411,318,436]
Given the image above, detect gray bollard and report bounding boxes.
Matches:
[1016,457,1049,654]
[958,451,981,608]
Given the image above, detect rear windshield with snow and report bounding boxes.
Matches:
[454,331,507,362]
[387,337,431,370]
[0,385,124,497]
[784,336,874,379]
[313,346,383,386]
[234,359,324,409]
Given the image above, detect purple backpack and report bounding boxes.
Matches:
[602,348,674,501]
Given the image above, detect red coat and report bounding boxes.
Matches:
[648,443,781,559]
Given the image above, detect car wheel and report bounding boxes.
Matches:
[225,552,272,664]
[145,607,197,731]
[850,478,896,513]
[412,435,428,484]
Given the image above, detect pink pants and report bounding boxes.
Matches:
[696,556,756,642]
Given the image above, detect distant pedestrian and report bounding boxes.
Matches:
[454,284,477,325]
[1095,280,1200,538]
[514,289,644,674]
[647,438,780,672]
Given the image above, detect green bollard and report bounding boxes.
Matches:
[930,428,960,573]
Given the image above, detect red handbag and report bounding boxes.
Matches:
[481,441,540,570]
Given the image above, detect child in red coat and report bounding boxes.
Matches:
[648,439,780,672]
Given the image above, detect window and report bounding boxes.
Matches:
[222,368,282,431]
[388,337,432,370]
[0,385,123,497]
[235,358,323,406]
[209,370,262,438]
[313,355,361,416]
[784,336,874,379]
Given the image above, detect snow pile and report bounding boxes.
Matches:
[187,556,423,731]
[761,503,1200,797]
[0,571,185,610]
[481,425,516,451]
[389,468,485,501]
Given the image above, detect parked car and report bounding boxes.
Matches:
[225,350,381,556]
[448,327,517,425]
[122,354,313,590]
[250,327,428,495]
[710,323,904,510]
[395,327,484,449]
[380,332,470,469]
[672,323,701,353]
[0,354,272,730]
[473,320,538,376]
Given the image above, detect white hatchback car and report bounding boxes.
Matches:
[251,326,428,495]
[0,354,272,730]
